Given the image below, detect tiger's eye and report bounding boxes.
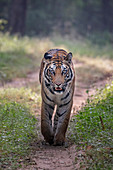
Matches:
[51,70,55,75]
[66,74,69,78]
[64,70,67,74]
[62,69,67,75]
[48,68,55,75]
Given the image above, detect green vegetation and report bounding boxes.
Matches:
[0,33,53,83]
[69,82,113,169]
[0,88,41,169]
[52,35,113,85]
[52,35,113,59]
[0,33,113,89]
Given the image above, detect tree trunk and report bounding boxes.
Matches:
[102,0,112,31]
[9,0,27,35]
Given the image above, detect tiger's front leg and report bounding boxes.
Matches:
[41,101,55,145]
[54,101,73,145]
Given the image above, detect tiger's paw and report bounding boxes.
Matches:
[53,141,65,146]
[54,135,65,146]
[45,137,54,145]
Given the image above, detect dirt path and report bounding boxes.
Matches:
[1,61,112,170]
[19,75,109,170]
[21,144,86,170]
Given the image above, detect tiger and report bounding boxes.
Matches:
[39,49,75,145]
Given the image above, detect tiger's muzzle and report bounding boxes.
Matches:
[53,83,65,93]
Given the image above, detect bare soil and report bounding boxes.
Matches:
[1,60,112,170]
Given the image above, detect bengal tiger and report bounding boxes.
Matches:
[39,49,75,145]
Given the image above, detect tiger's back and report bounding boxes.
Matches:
[39,49,75,145]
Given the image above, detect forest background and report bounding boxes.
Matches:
[0,0,113,42]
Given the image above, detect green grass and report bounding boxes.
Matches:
[52,34,113,59]
[0,88,41,169]
[0,33,53,83]
[0,33,113,85]
[0,87,41,111]
[52,34,113,85]
[69,81,113,169]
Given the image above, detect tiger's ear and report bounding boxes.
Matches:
[44,52,52,59]
[65,52,73,63]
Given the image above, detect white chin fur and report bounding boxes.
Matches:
[54,91,63,95]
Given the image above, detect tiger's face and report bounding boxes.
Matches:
[44,62,73,93]
[42,49,74,94]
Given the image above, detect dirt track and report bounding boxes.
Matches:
[20,73,109,170]
[1,60,111,170]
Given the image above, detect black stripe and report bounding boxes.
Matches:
[45,108,52,120]
[65,63,71,67]
[59,99,71,108]
[70,67,73,78]
[56,110,67,117]
[44,71,50,82]
[49,88,54,94]
[45,81,54,94]
[61,92,70,101]
[43,99,54,110]
[66,68,73,83]
[66,78,71,83]
[45,63,51,70]
[45,80,50,87]
[44,63,51,82]
[44,90,54,102]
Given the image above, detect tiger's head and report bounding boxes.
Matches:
[40,49,75,94]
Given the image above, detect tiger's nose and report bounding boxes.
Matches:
[55,83,61,86]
